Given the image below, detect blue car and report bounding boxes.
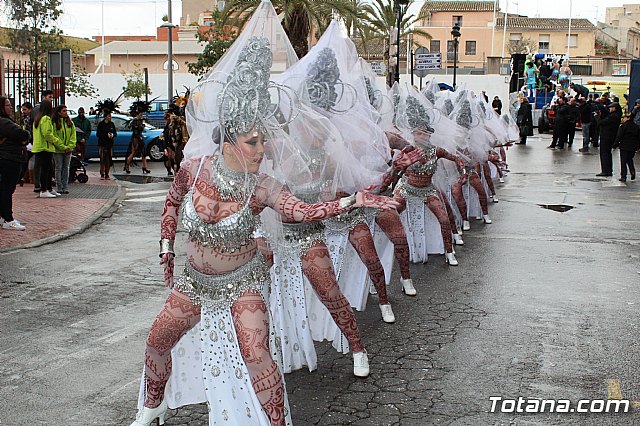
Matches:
[83,114,165,161]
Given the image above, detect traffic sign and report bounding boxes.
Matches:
[416,53,441,60]
[416,58,441,65]
[413,47,440,77]
[416,64,440,70]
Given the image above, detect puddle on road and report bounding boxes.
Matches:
[113,174,174,184]
[579,178,608,182]
[538,204,575,213]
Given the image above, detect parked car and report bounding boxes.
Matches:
[145,99,171,128]
[83,114,165,161]
[537,103,582,134]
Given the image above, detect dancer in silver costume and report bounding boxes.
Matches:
[129,3,399,425]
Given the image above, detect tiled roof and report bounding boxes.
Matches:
[495,17,596,30]
[421,1,497,13]
[352,38,408,59]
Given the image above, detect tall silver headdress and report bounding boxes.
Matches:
[306,47,356,113]
[405,95,434,133]
[443,99,455,116]
[218,36,273,136]
[456,100,474,129]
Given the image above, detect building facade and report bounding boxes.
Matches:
[601,4,640,57]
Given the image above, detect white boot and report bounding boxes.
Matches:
[353,352,370,378]
[369,284,377,295]
[445,252,459,266]
[453,234,464,246]
[379,304,396,323]
[482,214,492,224]
[400,278,417,296]
[492,195,499,203]
[130,400,168,426]
[462,220,471,231]
[457,227,463,236]
[499,177,505,183]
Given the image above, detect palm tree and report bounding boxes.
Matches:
[362,0,430,83]
[221,0,365,58]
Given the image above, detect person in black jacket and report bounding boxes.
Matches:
[0,96,31,231]
[578,97,595,152]
[553,98,573,149]
[97,112,117,180]
[516,97,533,144]
[596,102,622,176]
[570,82,589,100]
[492,96,502,115]
[566,97,580,148]
[613,114,640,182]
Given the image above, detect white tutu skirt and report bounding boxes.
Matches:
[400,195,445,263]
[464,181,484,219]
[137,280,293,425]
[302,216,394,354]
[269,251,318,373]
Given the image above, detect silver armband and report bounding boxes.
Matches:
[159,239,175,257]
[339,193,357,209]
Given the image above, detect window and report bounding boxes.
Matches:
[465,41,476,55]
[509,33,522,48]
[566,34,578,47]
[452,15,462,26]
[539,34,550,54]
[447,40,456,61]
[430,40,441,53]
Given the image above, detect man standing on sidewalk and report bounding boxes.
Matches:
[72,107,91,163]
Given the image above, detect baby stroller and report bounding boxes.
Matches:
[69,154,89,183]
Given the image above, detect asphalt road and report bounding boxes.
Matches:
[0,134,639,426]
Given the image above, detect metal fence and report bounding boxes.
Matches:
[1,59,48,110]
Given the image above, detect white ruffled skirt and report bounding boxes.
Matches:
[399,194,446,263]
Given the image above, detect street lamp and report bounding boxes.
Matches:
[393,0,409,84]
[161,22,177,100]
[451,22,461,89]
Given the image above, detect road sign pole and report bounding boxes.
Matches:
[411,49,414,86]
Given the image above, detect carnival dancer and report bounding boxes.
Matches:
[129,3,399,425]
[449,93,493,231]
[125,100,152,174]
[391,85,466,266]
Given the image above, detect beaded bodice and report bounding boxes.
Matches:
[408,146,438,176]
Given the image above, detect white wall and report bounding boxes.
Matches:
[65,72,200,112]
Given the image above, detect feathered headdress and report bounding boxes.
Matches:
[170,87,190,116]
[95,92,124,116]
[128,99,153,116]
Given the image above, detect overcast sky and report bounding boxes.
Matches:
[56,0,629,39]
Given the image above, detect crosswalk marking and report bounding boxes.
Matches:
[125,189,168,197]
[125,196,167,203]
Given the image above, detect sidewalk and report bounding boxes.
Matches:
[0,171,123,253]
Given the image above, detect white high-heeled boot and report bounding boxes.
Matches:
[445,252,458,266]
[379,304,396,323]
[482,214,492,224]
[400,278,417,296]
[353,352,370,377]
[453,234,464,246]
[462,220,471,231]
[492,195,499,203]
[130,400,168,426]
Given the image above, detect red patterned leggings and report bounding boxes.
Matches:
[451,174,489,219]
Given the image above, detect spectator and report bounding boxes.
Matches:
[613,113,640,182]
[19,102,33,185]
[51,105,76,194]
[492,96,503,115]
[97,112,117,180]
[29,90,54,193]
[161,111,175,176]
[578,97,595,153]
[32,100,64,198]
[516,97,533,145]
[72,107,91,162]
[596,102,622,177]
[570,82,589,100]
[554,97,573,149]
[631,99,640,127]
[89,107,96,116]
[591,97,610,148]
[0,96,30,230]
[566,96,580,148]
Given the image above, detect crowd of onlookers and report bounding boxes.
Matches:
[514,82,640,183]
[0,90,82,232]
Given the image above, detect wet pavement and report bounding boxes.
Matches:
[0,135,639,425]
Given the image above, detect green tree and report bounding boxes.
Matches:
[187,10,238,77]
[66,64,100,99]
[221,0,363,58]
[3,0,65,96]
[122,66,151,100]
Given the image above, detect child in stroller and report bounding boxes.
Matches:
[69,154,89,183]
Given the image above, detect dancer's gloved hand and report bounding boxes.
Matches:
[160,252,175,288]
[394,147,423,169]
[355,189,400,211]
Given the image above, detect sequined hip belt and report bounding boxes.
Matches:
[277,221,325,257]
[174,253,270,311]
[396,179,438,199]
[324,207,367,232]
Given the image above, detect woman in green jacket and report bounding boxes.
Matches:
[32,100,65,198]
[51,105,76,194]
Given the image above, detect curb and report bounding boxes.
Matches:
[0,181,126,255]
